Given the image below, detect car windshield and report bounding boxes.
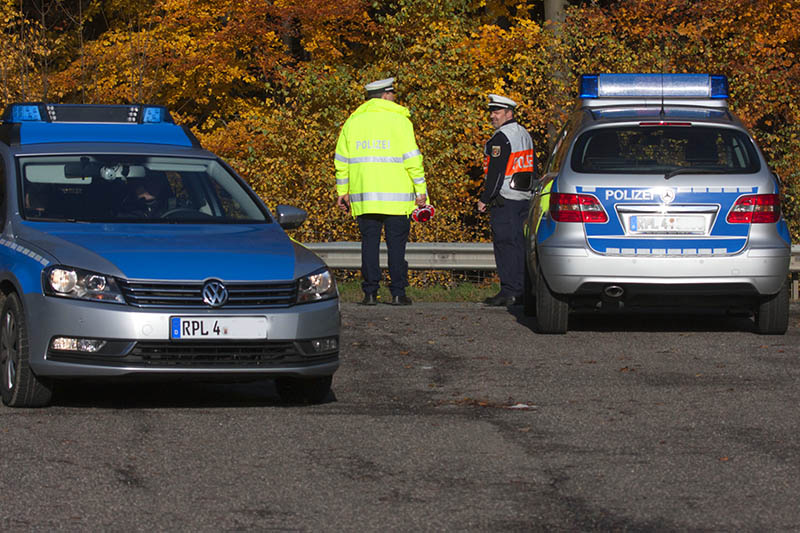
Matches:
[571,125,761,174]
[17,155,269,223]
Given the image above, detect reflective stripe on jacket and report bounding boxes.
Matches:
[334,98,426,216]
[483,121,534,202]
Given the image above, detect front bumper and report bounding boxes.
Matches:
[24,294,340,378]
[538,245,790,296]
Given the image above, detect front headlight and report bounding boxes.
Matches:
[296,268,337,303]
[43,266,126,304]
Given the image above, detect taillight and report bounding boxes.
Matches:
[727,194,781,224]
[638,121,692,127]
[550,192,608,223]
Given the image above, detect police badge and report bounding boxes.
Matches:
[491,145,501,158]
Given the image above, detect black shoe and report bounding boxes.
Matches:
[360,293,378,306]
[484,294,517,307]
[483,294,502,305]
[483,293,506,306]
[390,295,412,306]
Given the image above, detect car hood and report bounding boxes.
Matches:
[16,222,304,281]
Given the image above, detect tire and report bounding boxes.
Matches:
[275,375,332,405]
[754,277,789,335]
[535,268,569,334]
[1,293,53,407]
[523,264,536,317]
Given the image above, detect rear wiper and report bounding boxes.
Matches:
[664,168,723,180]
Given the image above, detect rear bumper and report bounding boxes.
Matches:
[539,245,790,297]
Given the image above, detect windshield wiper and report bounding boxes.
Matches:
[26,217,78,222]
[664,168,723,180]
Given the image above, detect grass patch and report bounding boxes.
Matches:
[336,279,499,303]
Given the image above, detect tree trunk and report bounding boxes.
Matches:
[544,0,568,150]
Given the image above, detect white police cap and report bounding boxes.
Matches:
[488,94,517,110]
[365,77,395,93]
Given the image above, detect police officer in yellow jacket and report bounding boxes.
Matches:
[335,77,427,306]
[478,94,535,307]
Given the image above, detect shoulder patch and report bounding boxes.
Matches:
[491,145,501,158]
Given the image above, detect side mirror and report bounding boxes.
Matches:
[509,171,537,192]
[275,204,307,230]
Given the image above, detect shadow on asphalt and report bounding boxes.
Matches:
[50,379,338,409]
[509,305,769,334]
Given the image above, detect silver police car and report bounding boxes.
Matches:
[0,103,339,407]
[524,74,791,334]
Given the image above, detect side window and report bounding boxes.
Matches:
[546,119,575,175]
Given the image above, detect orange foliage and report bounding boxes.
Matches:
[1,0,798,242]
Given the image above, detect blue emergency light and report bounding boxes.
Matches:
[0,103,197,147]
[579,74,729,99]
[9,104,43,122]
[1,103,175,124]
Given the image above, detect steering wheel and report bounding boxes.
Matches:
[161,207,211,219]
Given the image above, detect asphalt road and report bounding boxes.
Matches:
[1,302,799,531]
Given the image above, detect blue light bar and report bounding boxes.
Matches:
[7,104,44,122]
[0,102,195,147]
[2,103,175,124]
[578,74,729,99]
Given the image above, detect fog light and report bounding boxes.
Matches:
[310,337,338,353]
[51,337,107,353]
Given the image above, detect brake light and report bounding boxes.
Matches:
[727,194,781,224]
[639,121,692,127]
[550,192,608,223]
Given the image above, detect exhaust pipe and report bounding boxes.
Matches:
[603,285,624,299]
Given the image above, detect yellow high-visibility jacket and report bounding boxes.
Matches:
[334,98,426,217]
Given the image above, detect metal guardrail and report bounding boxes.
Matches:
[306,242,800,300]
[306,242,496,270]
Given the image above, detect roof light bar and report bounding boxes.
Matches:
[579,74,729,100]
[1,103,174,124]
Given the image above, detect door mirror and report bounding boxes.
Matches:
[509,171,537,191]
[275,204,307,230]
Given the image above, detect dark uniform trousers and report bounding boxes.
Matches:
[357,214,410,297]
[490,197,530,298]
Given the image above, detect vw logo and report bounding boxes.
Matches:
[202,280,229,308]
[660,188,676,204]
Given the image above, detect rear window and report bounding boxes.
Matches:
[571,125,760,174]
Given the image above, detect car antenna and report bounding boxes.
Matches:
[659,68,666,119]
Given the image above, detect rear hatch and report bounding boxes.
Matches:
[559,122,778,256]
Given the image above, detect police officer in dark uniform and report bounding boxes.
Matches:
[477,94,535,306]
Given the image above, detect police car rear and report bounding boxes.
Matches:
[525,74,791,334]
[0,103,339,407]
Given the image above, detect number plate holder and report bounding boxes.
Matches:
[629,215,705,234]
[170,316,267,340]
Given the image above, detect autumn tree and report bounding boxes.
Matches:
[2,0,797,244]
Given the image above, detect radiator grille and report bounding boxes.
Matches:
[132,340,302,367]
[118,280,297,308]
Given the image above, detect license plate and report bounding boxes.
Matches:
[170,316,267,340]
[630,215,705,234]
